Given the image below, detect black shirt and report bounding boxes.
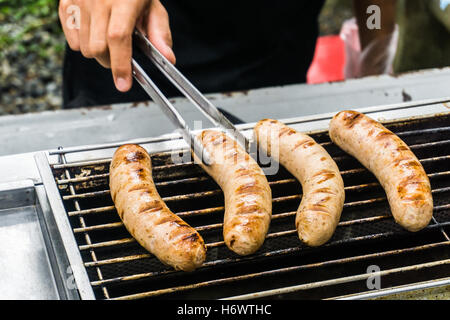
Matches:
[62,1,324,109]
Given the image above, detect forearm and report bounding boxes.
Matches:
[353,0,397,50]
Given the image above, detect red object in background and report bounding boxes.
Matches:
[307,35,346,84]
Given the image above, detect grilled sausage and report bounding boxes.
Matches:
[193,130,272,256]
[109,144,207,271]
[254,119,345,247]
[329,110,433,232]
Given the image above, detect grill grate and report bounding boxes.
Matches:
[50,114,450,300]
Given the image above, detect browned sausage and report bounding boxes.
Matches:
[109,144,207,271]
[193,130,272,256]
[254,119,345,246]
[329,110,433,232]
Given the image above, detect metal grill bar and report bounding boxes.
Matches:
[58,151,111,299]
[64,183,450,218]
[52,158,112,169]
[50,125,450,171]
[61,177,296,201]
[395,126,450,137]
[85,221,450,278]
[54,154,450,189]
[84,223,450,298]
[319,126,450,148]
[71,182,450,245]
[76,213,390,251]
[59,178,421,202]
[52,149,194,168]
[431,216,450,241]
[49,134,182,156]
[111,249,450,300]
[73,222,123,234]
[220,259,450,300]
[78,205,450,266]
[53,137,450,185]
[90,240,449,287]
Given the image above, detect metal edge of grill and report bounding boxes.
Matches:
[34,99,450,300]
[44,97,450,164]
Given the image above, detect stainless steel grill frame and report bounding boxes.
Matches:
[34,99,450,300]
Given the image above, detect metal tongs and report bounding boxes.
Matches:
[131,29,250,166]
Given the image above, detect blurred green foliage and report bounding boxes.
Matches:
[0,0,55,18]
[0,0,64,59]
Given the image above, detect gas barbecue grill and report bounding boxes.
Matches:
[0,71,449,300]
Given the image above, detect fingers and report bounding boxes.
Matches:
[108,2,146,92]
[146,0,176,64]
[59,0,80,51]
[77,0,92,58]
[58,0,175,93]
[59,0,91,57]
[89,2,111,68]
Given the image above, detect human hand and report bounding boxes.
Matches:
[59,0,176,92]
